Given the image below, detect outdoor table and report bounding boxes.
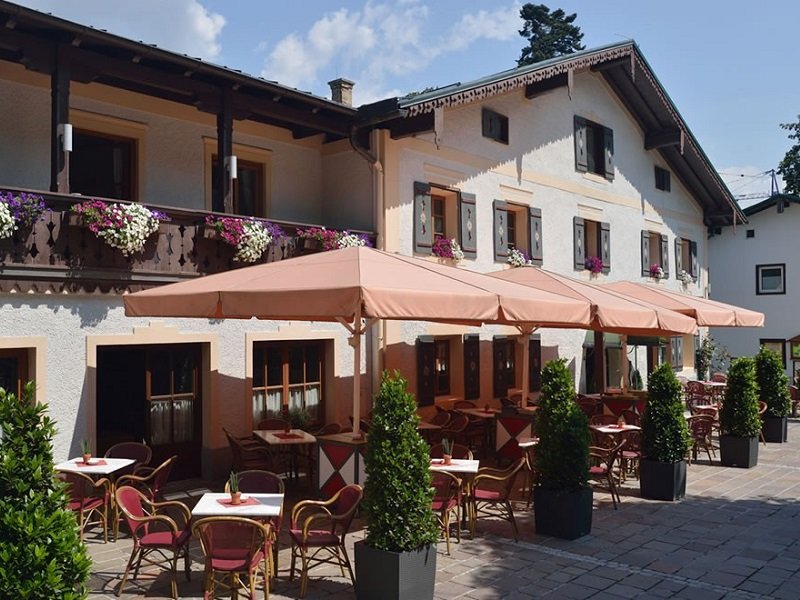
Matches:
[601,393,645,417]
[55,457,135,541]
[457,407,500,450]
[590,424,641,435]
[316,432,368,498]
[191,492,283,518]
[417,420,442,443]
[254,429,316,484]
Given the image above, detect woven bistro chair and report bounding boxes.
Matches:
[588,439,626,509]
[688,415,716,464]
[468,458,526,541]
[431,470,462,555]
[104,441,152,475]
[429,442,473,460]
[60,470,111,543]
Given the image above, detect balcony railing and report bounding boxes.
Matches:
[0,187,372,294]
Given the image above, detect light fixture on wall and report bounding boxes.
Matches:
[225,154,238,180]
[58,123,73,153]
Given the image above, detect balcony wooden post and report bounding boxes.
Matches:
[50,45,70,193]
[214,87,234,213]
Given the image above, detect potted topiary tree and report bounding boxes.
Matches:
[639,364,691,501]
[755,346,791,443]
[0,382,91,598]
[533,359,592,540]
[355,371,439,600]
[719,357,762,468]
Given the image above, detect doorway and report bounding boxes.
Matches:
[97,344,202,479]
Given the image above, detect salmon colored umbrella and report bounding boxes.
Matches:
[125,246,593,432]
[604,281,764,327]
[489,267,698,403]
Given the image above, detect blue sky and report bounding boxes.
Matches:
[18,0,799,201]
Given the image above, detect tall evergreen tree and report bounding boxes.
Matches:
[778,115,800,195]
[517,3,585,67]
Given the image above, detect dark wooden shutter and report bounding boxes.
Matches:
[529,338,542,393]
[600,221,611,274]
[660,234,669,279]
[463,334,480,401]
[573,216,585,270]
[641,231,650,276]
[603,126,615,180]
[458,192,477,257]
[493,200,508,261]
[492,337,509,398]
[675,237,683,274]
[416,336,435,407]
[528,207,543,266]
[690,240,698,277]
[670,336,684,369]
[413,181,432,255]
[574,116,588,173]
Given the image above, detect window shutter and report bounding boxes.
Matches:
[574,116,588,173]
[528,207,543,266]
[641,231,650,276]
[413,181,432,255]
[573,216,585,270]
[492,337,508,398]
[603,126,615,180]
[690,241,698,277]
[463,334,480,401]
[529,338,542,393]
[600,221,611,274]
[675,237,683,274]
[458,192,477,257]
[493,200,508,261]
[671,336,684,369]
[416,336,435,407]
[660,234,669,278]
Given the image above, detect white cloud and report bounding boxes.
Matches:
[260,1,520,104]
[15,0,225,60]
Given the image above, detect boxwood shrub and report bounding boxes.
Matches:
[721,357,762,438]
[755,346,791,418]
[641,363,690,463]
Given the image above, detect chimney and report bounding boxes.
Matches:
[328,78,355,106]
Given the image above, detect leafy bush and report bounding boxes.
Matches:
[0,383,90,598]
[641,364,690,463]
[362,371,438,552]
[720,357,762,437]
[534,359,589,491]
[755,346,792,418]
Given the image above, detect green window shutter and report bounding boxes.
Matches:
[459,192,477,256]
[675,237,683,274]
[573,216,585,270]
[600,221,611,274]
[463,334,480,401]
[493,200,508,261]
[413,181,432,255]
[574,116,588,173]
[416,336,435,407]
[603,126,615,180]
[690,241,698,277]
[660,234,669,278]
[641,230,650,276]
[528,207,543,266]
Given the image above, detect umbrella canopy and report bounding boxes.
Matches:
[489,267,697,336]
[604,281,764,327]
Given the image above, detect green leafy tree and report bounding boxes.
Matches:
[720,358,762,438]
[778,116,800,195]
[534,359,589,490]
[0,382,90,599]
[755,346,791,418]
[517,3,585,67]
[362,371,438,552]
[641,364,690,462]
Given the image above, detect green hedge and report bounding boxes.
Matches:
[721,357,762,438]
[641,364,690,463]
[755,346,791,418]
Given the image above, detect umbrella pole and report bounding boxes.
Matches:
[517,324,536,408]
[339,308,377,439]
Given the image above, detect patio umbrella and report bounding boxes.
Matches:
[489,267,698,402]
[124,246,593,433]
[603,281,764,328]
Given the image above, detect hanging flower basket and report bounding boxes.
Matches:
[507,247,532,268]
[584,255,603,274]
[678,270,696,285]
[204,215,284,263]
[432,237,464,262]
[0,191,47,238]
[70,200,170,256]
[649,263,664,279]
[295,226,372,252]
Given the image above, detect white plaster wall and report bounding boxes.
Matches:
[321,143,373,231]
[0,294,360,465]
[709,207,795,375]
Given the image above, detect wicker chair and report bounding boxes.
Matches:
[60,470,111,543]
[469,458,525,541]
[431,470,462,554]
[588,439,626,509]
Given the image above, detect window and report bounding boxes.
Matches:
[493,338,516,398]
[641,231,668,278]
[432,195,446,240]
[414,183,477,257]
[0,348,28,400]
[746,229,755,238]
[670,336,684,370]
[211,155,266,217]
[434,340,451,396]
[574,116,614,180]
[760,339,786,367]
[482,108,509,144]
[756,263,785,295]
[675,237,698,278]
[252,341,324,423]
[574,217,610,273]
[506,209,518,249]
[70,130,136,201]
[655,166,671,191]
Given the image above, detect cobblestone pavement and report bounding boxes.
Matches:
[87,420,800,599]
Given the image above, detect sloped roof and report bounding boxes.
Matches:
[361,41,743,226]
[743,193,800,217]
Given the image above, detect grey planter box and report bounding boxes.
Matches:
[719,435,759,468]
[354,541,436,600]
[762,415,788,443]
[533,486,593,540]
[640,459,686,501]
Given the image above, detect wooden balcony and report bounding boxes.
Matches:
[0,188,372,294]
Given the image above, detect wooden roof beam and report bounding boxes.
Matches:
[645,129,684,151]
[525,73,569,99]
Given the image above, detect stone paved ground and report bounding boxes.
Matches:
[87,420,800,599]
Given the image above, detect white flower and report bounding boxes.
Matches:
[0,202,16,239]
[233,220,272,262]
[678,269,696,285]
[507,247,532,268]
[95,204,160,256]
[337,231,367,248]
